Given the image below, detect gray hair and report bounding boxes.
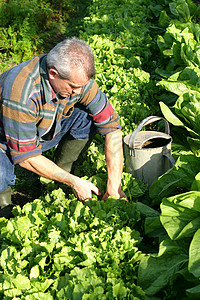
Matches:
[46,37,95,80]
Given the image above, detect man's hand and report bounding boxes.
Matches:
[102,190,127,200]
[102,180,127,201]
[71,177,101,201]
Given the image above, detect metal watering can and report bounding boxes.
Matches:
[123,116,176,187]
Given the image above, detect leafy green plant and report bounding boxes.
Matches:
[147,1,200,205]
[0,22,40,68]
[149,152,200,203]
[0,0,74,71]
[0,188,146,299]
[138,180,200,299]
[135,2,200,298]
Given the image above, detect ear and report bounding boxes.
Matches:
[48,68,59,80]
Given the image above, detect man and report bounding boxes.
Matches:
[0,37,126,218]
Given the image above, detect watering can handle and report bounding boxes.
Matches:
[129,116,170,152]
[163,152,176,167]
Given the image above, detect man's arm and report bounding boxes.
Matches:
[102,129,127,200]
[19,155,101,201]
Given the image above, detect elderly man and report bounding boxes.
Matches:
[0,37,126,218]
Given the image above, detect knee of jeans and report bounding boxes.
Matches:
[0,173,15,193]
[0,154,15,193]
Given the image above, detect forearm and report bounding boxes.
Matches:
[19,154,100,200]
[19,154,78,188]
[104,129,124,194]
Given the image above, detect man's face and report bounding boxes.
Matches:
[48,67,89,98]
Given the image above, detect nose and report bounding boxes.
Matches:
[72,87,82,94]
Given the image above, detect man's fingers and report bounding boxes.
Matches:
[90,182,101,196]
[101,190,128,201]
[73,179,101,201]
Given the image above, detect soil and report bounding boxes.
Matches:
[12,165,43,207]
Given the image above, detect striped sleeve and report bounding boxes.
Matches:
[2,99,42,164]
[0,56,44,164]
[80,80,121,135]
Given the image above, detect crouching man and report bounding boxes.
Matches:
[0,37,126,218]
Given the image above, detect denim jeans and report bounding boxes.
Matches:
[0,104,95,193]
[0,149,15,193]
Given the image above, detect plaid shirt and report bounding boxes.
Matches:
[0,55,121,164]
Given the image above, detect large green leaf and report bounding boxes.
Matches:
[188,137,200,156]
[176,0,191,22]
[175,91,200,136]
[160,192,200,240]
[160,101,184,126]
[158,80,189,96]
[186,284,200,299]
[189,228,200,277]
[191,172,200,191]
[149,153,200,203]
[137,239,188,296]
